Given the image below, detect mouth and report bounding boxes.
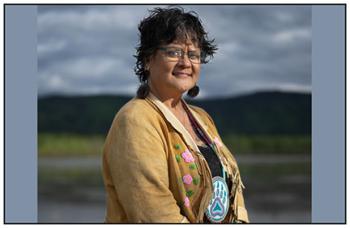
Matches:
[172,72,192,77]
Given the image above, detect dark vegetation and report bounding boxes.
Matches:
[38,91,311,136]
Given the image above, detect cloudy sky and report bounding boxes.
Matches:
[38,5,311,98]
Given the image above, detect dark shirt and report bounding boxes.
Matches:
[197,145,223,177]
[197,144,233,192]
[198,144,233,223]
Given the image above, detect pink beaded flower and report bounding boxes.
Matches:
[182,174,193,185]
[184,197,190,208]
[213,137,223,148]
[181,149,195,163]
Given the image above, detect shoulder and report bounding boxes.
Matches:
[188,104,215,125]
[111,97,163,129]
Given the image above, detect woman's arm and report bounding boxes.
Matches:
[105,112,189,223]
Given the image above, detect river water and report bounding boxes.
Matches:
[38,154,311,223]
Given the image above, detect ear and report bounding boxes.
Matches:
[144,63,150,71]
[144,56,150,70]
[144,52,156,71]
[145,56,154,71]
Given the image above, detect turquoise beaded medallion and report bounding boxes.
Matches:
[205,176,229,223]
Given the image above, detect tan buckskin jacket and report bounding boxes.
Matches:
[102,93,249,223]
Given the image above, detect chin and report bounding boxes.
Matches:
[178,85,195,94]
[178,81,196,90]
[168,79,196,94]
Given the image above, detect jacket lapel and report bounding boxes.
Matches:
[146,93,218,222]
[146,93,200,152]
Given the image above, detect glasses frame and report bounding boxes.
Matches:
[158,47,202,64]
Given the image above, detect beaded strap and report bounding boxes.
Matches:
[182,101,226,179]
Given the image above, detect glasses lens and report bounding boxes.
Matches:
[160,47,201,64]
[165,49,181,59]
[188,51,201,63]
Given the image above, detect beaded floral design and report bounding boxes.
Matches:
[174,144,181,150]
[182,174,193,185]
[186,190,194,197]
[213,137,223,148]
[184,196,190,208]
[193,177,200,185]
[189,163,196,170]
[175,154,181,162]
[181,149,195,163]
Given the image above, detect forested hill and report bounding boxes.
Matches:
[38,91,311,135]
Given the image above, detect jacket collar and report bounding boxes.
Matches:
[147,93,212,152]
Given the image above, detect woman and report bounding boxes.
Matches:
[102,6,249,223]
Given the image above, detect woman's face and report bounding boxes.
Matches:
[147,40,201,98]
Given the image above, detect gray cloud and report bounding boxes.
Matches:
[38,5,311,98]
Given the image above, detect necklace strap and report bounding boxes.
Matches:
[182,101,226,178]
[182,101,211,145]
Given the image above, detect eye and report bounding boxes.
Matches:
[166,49,182,57]
[188,51,200,60]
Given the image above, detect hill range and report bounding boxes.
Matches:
[38,91,311,136]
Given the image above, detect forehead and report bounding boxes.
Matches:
[165,39,199,49]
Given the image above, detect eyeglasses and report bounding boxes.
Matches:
[158,47,202,64]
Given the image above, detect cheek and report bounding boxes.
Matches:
[150,63,170,80]
[193,66,201,80]
[155,62,174,76]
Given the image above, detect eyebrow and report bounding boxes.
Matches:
[164,46,200,51]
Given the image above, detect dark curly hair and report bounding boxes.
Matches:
[134,6,218,98]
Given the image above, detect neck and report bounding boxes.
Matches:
[149,86,183,110]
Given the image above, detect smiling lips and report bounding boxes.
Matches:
[172,72,192,77]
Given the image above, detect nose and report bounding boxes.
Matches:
[177,54,192,67]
